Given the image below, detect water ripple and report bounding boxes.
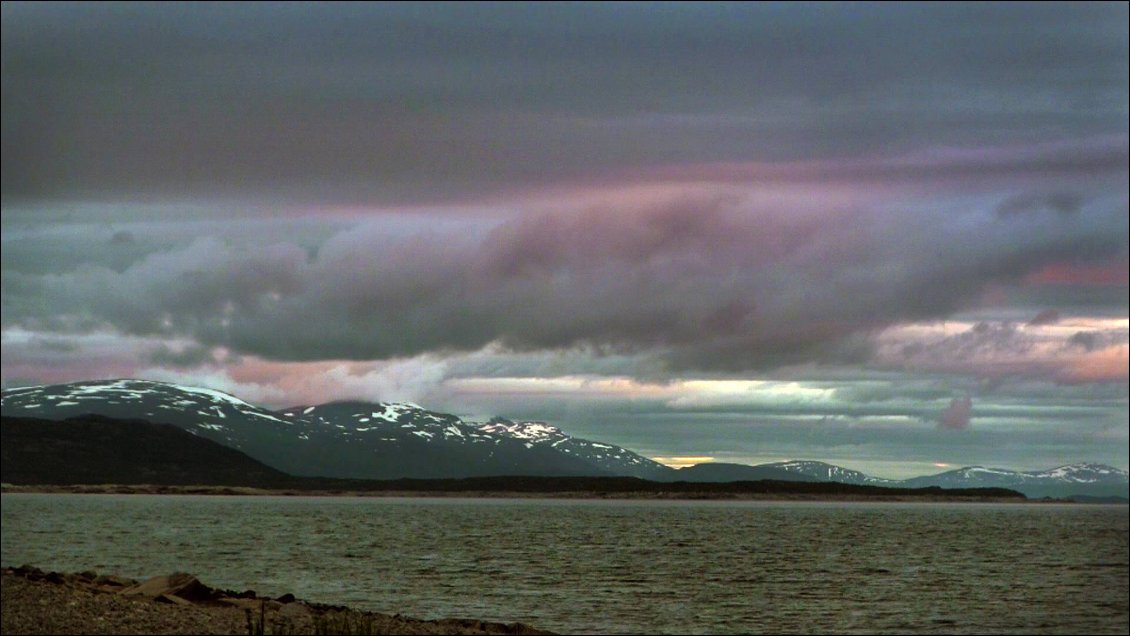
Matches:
[1,496,1126,634]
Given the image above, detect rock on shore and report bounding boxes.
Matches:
[0,566,552,635]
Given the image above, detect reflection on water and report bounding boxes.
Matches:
[2,495,1127,634]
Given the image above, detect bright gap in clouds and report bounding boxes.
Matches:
[652,456,717,469]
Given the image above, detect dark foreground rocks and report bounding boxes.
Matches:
[1,566,553,635]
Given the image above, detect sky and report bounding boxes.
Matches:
[2,1,1127,478]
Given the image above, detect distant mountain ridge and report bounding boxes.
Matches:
[2,379,1125,499]
[671,459,1128,500]
[665,462,814,483]
[899,463,1129,499]
[765,460,896,486]
[0,417,1026,500]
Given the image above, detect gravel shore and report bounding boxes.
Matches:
[0,566,552,635]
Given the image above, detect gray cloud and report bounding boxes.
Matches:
[875,313,1129,382]
[2,184,1126,371]
[1067,331,1101,352]
[3,2,1126,204]
[26,335,79,353]
[147,343,217,368]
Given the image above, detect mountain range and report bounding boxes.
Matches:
[2,379,1126,499]
[672,460,1128,499]
[0,416,1031,500]
[0,379,669,480]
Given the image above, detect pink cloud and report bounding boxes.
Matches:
[221,356,450,408]
[874,318,1130,383]
[939,397,972,431]
[1063,346,1130,384]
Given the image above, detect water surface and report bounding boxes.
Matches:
[2,495,1126,634]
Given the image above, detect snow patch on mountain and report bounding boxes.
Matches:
[480,419,564,441]
[477,418,674,480]
[767,460,895,485]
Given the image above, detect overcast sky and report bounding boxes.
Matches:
[3,1,1127,477]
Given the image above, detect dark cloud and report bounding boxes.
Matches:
[1067,331,1100,352]
[3,2,1126,204]
[938,396,973,430]
[1028,309,1061,326]
[109,230,135,245]
[943,321,1037,362]
[997,192,1085,218]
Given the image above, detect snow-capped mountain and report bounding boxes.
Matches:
[668,458,1126,498]
[0,380,623,480]
[761,460,896,486]
[0,379,293,435]
[901,463,1129,499]
[477,418,674,480]
[0,379,328,476]
[276,400,603,479]
[281,400,493,445]
[670,460,894,485]
[1034,463,1127,483]
[3,380,1126,498]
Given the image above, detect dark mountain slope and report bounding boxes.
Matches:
[1,415,292,487]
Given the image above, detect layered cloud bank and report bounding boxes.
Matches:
[4,167,1126,371]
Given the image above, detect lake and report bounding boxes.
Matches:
[1,494,1126,634]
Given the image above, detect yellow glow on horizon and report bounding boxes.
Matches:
[652,455,715,468]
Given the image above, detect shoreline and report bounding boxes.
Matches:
[0,482,1042,502]
[0,566,552,635]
